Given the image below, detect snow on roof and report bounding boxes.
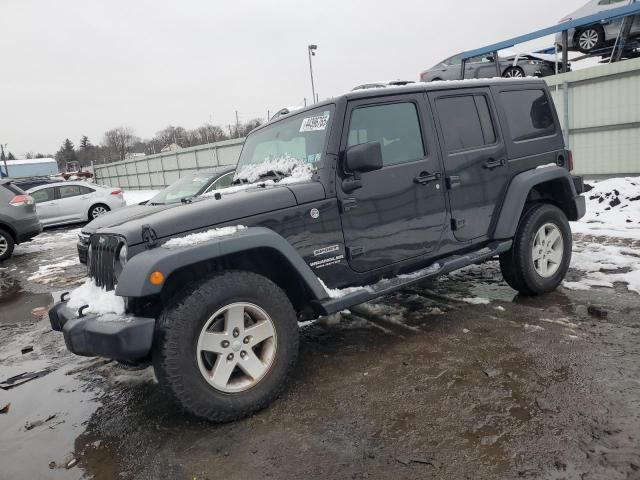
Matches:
[4,158,57,165]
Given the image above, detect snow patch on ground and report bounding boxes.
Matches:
[27,259,78,281]
[461,297,491,305]
[123,190,160,206]
[68,279,125,315]
[569,242,640,294]
[13,228,81,256]
[573,177,640,240]
[162,225,247,249]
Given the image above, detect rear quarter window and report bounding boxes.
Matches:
[500,89,556,142]
[2,182,26,195]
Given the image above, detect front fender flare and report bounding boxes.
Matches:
[493,166,585,239]
[115,226,328,300]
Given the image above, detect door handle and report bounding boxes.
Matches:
[483,158,506,170]
[414,172,441,185]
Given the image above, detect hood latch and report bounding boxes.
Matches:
[141,224,158,249]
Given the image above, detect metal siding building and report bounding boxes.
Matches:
[1,158,59,178]
[546,57,640,176]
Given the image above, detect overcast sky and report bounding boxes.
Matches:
[0,0,586,156]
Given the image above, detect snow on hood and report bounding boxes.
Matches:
[162,225,247,249]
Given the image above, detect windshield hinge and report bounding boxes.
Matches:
[141,224,158,249]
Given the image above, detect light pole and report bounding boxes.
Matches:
[0,144,7,178]
[308,44,317,104]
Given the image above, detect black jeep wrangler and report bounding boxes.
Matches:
[50,79,585,421]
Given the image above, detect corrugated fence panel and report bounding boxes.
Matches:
[545,57,640,176]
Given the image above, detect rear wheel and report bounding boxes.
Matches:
[153,271,299,422]
[0,228,15,261]
[503,67,525,78]
[500,204,572,296]
[576,26,604,53]
[89,204,110,220]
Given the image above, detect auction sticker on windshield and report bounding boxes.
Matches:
[300,111,330,132]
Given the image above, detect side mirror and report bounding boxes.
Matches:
[342,142,383,193]
[345,142,383,174]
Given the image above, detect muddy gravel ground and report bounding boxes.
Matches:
[1,227,640,480]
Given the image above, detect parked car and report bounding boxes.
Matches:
[557,0,640,54]
[351,80,415,91]
[76,167,235,263]
[11,176,59,191]
[50,78,585,422]
[420,52,567,81]
[27,181,126,228]
[0,179,41,261]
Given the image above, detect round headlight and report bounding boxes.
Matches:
[119,244,128,265]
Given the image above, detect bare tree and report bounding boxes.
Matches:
[103,127,138,161]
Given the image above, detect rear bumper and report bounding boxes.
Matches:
[49,301,155,362]
[13,215,42,243]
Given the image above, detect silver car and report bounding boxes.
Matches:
[556,0,640,53]
[420,52,565,82]
[27,181,126,227]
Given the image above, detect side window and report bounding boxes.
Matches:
[437,95,497,152]
[31,188,56,203]
[208,172,234,191]
[347,102,425,166]
[78,186,94,195]
[58,185,83,199]
[499,90,556,142]
[443,55,462,66]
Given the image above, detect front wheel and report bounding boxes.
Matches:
[153,271,299,422]
[503,67,525,78]
[500,204,572,296]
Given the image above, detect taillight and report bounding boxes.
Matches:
[567,150,574,172]
[110,189,123,196]
[9,194,34,207]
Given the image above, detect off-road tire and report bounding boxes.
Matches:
[499,203,572,296]
[153,271,299,422]
[0,228,15,261]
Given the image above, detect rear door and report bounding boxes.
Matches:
[56,184,90,222]
[338,94,447,273]
[429,88,509,242]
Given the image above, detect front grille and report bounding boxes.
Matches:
[88,234,121,291]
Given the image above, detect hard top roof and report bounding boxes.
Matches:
[259,77,547,130]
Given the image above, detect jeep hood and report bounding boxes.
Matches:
[94,182,324,245]
[82,203,181,235]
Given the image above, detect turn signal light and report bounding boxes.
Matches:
[149,271,165,285]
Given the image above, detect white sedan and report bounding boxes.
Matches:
[27,181,126,227]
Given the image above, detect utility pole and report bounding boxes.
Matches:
[235,111,240,137]
[0,144,8,178]
[308,44,317,104]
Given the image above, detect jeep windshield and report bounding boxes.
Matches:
[147,173,211,205]
[234,105,334,184]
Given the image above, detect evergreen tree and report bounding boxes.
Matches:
[55,138,77,171]
[7,152,15,160]
[79,135,92,150]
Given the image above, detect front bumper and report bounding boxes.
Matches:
[77,242,88,264]
[49,300,155,362]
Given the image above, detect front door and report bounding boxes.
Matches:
[339,95,447,273]
[30,186,59,226]
[429,88,510,242]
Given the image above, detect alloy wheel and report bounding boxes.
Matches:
[0,235,8,257]
[196,302,277,393]
[579,29,599,51]
[532,223,564,278]
[92,206,108,218]
[505,68,524,78]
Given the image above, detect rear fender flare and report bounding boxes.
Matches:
[493,166,581,239]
